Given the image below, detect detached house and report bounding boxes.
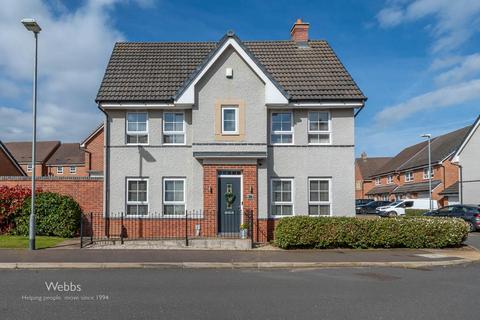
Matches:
[95,20,366,241]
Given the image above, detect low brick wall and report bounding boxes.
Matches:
[0,176,103,214]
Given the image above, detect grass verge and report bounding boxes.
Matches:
[0,235,66,249]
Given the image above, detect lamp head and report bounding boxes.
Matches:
[21,18,41,33]
[421,134,431,139]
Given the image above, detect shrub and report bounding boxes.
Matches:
[0,186,33,234]
[274,216,468,249]
[405,209,429,216]
[13,192,81,238]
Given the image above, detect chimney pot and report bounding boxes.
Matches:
[290,18,310,43]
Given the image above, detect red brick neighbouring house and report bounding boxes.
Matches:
[355,152,391,199]
[81,123,104,178]
[366,125,471,206]
[4,141,60,176]
[0,141,26,176]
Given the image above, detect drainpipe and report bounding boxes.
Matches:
[98,104,110,224]
[452,162,463,205]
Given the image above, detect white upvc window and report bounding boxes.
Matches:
[375,177,381,185]
[57,166,63,174]
[126,178,148,216]
[405,171,413,182]
[221,106,239,134]
[271,112,294,145]
[308,178,331,216]
[308,111,331,144]
[423,168,434,179]
[271,179,294,216]
[26,164,33,172]
[163,112,185,144]
[387,175,393,184]
[126,112,148,145]
[69,166,77,174]
[163,178,186,216]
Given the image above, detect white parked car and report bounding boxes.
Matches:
[376,199,438,217]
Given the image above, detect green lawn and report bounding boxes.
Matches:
[0,236,66,249]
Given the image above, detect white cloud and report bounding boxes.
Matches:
[375,79,480,123]
[434,54,480,85]
[0,0,127,142]
[377,0,480,52]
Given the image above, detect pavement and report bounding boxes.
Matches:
[0,244,479,269]
[1,264,480,320]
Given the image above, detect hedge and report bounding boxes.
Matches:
[274,216,468,249]
[405,209,429,216]
[0,186,33,234]
[12,192,81,238]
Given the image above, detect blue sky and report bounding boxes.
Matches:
[0,0,479,157]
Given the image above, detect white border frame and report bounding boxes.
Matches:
[217,173,244,227]
[69,166,77,175]
[422,167,434,180]
[221,106,239,135]
[375,177,381,185]
[386,174,393,184]
[126,111,149,146]
[163,111,186,145]
[163,177,187,218]
[26,164,33,173]
[270,111,294,145]
[126,177,149,217]
[308,177,332,216]
[270,178,294,218]
[57,166,64,175]
[307,111,331,145]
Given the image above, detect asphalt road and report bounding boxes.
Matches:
[1,264,479,320]
[466,232,480,250]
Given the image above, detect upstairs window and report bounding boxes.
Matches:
[126,178,148,215]
[271,112,293,144]
[26,164,33,172]
[126,112,148,145]
[308,111,331,144]
[163,178,186,216]
[57,166,63,174]
[271,179,293,216]
[405,171,413,182]
[163,112,185,144]
[423,168,434,179]
[308,178,331,216]
[221,106,239,134]
[69,166,77,174]
[387,175,393,184]
[375,177,381,185]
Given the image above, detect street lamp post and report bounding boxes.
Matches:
[21,18,41,251]
[421,134,432,211]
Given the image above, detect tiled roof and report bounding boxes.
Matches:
[356,157,392,180]
[46,143,85,166]
[4,141,60,164]
[96,39,366,102]
[371,125,472,177]
[392,180,441,194]
[439,182,459,195]
[365,185,397,195]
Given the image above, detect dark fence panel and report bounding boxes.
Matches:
[80,209,254,248]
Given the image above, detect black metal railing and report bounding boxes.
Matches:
[80,209,254,248]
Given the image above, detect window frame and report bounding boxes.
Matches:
[125,178,149,217]
[163,111,186,145]
[57,166,64,175]
[387,175,393,184]
[405,171,413,182]
[307,111,331,145]
[69,166,77,174]
[26,164,33,172]
[375,177,381,185]
[270,111,294,145]
[221,106,239,135]
[423,168,434,179]
[126,111,149,146]
[308,178,332,216]
[163,178,186,217]
[270,178,294,217]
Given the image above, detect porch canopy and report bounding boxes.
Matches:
[392,180,441,194]
[365,184,397,196]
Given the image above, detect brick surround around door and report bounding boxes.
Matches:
[203,163,258,240]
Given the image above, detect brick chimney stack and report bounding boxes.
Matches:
[290,18,310,43]
[361,151,368,161]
